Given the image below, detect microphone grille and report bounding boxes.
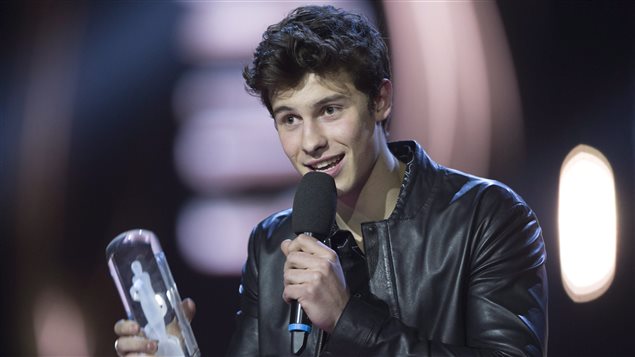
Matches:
[292,172,337,238]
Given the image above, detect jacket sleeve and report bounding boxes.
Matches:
[225,226,261,356]
[322,187,548,357]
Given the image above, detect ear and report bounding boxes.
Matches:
[373,79,393,123]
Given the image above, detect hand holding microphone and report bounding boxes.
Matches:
[281,237,349,330]
[282,172,349,355]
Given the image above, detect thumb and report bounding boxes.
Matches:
[181,297,196,322]
[280,239,292,256]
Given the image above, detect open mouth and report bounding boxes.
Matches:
[308,154,344,172]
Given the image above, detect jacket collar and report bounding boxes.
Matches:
[387,140,441,221]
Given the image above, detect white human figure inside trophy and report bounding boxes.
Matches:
[130,260,184,356]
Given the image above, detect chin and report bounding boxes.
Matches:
[333,180,354,199]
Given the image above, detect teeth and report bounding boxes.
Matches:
[316,158,338,170]
[313,155,342,171]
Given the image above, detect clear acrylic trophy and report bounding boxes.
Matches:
[106,229,200,357]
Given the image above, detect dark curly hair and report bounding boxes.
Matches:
[243,5,392,130]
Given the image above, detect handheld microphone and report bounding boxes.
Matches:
[290,171,337,355]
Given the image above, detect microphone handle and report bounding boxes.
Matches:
[290,300,310,355]
[289,231,315,355]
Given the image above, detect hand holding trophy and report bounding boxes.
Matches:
[107,229,200,357]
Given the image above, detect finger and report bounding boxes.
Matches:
[284,256,337,289]
[114,319,140,336]
[115,336,157,355]
[282,283,316,305]
[288,234,337,261]
[287,235,333,258]
[285,247,338,273]
[284,267,322,286]
[182,297,196,322]
[280,239,292,256]
[284,250,328,271]
[282,283,301,304]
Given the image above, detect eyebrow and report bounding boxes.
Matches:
[272,94,348,117]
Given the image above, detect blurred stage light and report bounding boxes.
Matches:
[33,288,92,356]
[172,107,297,194]
[176,193,293,275]
[382,0,522,176]
[558,144,617,302]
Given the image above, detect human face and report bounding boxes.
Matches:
[271,73,390,200]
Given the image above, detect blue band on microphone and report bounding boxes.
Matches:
[288,323,312,333]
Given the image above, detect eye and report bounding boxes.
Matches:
[285,115,298,125]
[277,114,300,128]
[323,105,340,116]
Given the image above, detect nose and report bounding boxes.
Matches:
[301,120,327,156]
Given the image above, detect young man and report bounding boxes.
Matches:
[115,5,547,356]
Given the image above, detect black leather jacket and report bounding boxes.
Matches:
[227,141,548,356]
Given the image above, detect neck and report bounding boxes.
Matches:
[335,142,405,247]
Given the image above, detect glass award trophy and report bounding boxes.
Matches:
[106,229,200,357]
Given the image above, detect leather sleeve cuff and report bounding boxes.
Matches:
[323,295,390,355]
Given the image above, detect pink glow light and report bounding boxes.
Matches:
[384,1,523,176]
[176,193,294,275]
[33,288,92,356]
